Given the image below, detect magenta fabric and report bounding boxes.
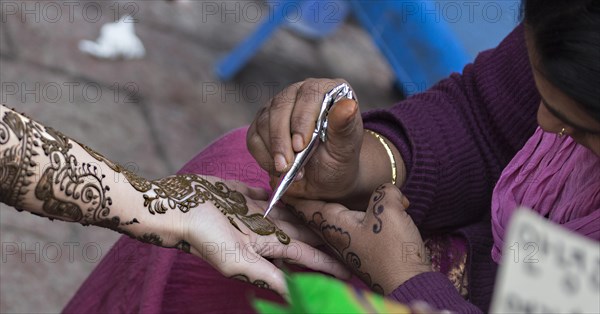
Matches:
[491,127,600,262]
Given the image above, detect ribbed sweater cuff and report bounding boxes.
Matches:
[388,272,482,313]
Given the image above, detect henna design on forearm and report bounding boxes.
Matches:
[1,110,40,209]
[80,143,153,192]
[37,129,112,223]
[0,109,187,253]
[1,110,112,224]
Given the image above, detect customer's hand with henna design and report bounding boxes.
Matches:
[0,105,350,297]
[285,183,432,294]
[174,177,352,296]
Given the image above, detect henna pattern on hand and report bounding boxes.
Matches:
[82,140,291,245]
[321,224,351,259]
[230,274,271,290]
[141,175,291,245]
[173,239,191,253]
[129,232,190,252]
[305,210,384,294]
[371,185,385,234]
[77,213,192,253]
[346,252,384,294]
[136,232,190,252]
[89,203,191,252]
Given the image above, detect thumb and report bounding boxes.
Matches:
[365,183,411,231]
[324,99,363,163]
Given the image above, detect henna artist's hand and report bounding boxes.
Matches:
[166,176,351,296]
[247,78,367,204]
[285,183,432,295]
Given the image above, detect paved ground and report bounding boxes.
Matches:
[0,1,400,312]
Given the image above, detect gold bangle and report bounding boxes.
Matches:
[365,130,397,185]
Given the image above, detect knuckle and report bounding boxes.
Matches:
[321,79,343,91]
[271,92,292,109]
[298,78,344,105]
[275,82,301,104]
[380,182,396,190]
[380,184,405,205]
[219,262,239,277]
[299,81,324,101]
[303,77,319,85]
[253,106,268,121]
[256,109,269,128]
[269,134,288,153]
[291,114,317,132]
[247,133,267,155]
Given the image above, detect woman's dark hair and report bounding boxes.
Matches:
[522,0,600,123]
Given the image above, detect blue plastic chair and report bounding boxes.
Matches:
[215,0,349,80]
[350,0,470,95]
[216,1,517,96]
[350,0,518,95]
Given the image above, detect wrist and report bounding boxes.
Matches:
[346,130,405,209]
[145,209,186,248]
[108,187,187,249]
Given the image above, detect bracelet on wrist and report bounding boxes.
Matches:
[365,130,397,185]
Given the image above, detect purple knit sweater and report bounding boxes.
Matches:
[363,24,540,313]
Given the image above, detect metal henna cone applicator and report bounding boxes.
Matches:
[263,83,355,217]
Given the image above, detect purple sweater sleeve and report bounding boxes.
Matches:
[389,272,482,313]
[363,24,540,233]
[388,219,495,313]
[364,24,540,312]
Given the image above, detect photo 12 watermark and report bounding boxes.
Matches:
[1,1,140,23]
[200,81,282,104]
[1,81,140,105]
[198,1,346,24]
[1,241,104,263]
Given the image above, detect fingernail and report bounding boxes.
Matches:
[292,134,304,152]
[401,195,410,208]
[274,154,287,172]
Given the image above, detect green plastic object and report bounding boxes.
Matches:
[253,273,411,314]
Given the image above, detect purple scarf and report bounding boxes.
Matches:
[491,127,600,263]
